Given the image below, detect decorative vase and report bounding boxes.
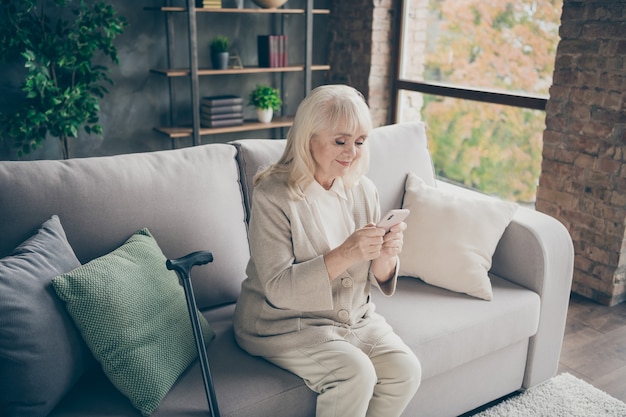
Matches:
[256,108,273,123]
[251,0,288,9]
[211,52,229,70]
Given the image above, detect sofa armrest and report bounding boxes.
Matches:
[492,206,574,388]
[436,180,574,388]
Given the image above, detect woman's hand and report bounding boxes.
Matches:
[324,224,384,280]
[371,221,406,283]
[342,224,386,262]
[379,221,406,258]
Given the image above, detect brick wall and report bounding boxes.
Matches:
[535,0,626,306]
[328,0,395,126]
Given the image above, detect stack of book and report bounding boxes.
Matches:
[257,35,288,68]
[197,0,221,8]
[200,95,244,128]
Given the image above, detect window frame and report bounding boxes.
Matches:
[390,0,549,122]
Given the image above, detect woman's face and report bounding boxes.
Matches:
[310,128,367,189]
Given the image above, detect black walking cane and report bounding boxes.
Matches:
[166,251,221,417]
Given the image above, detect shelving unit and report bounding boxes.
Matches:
[147,1,329,147]
[145,6,329,14]
[155,116,294,137]
[150,65,330,77]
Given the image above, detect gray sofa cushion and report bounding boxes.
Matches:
[231,139,287,221]
[367,121,436,213]
[0,216,92,417]
[373,275,540,380]
[49,304,317,417]
[232,121,436,219]
[0,144,250,310]
[49,276,539,417]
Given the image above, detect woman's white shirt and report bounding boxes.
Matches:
[303,178,355,249]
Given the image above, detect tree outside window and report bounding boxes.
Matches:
[398,0,563,204]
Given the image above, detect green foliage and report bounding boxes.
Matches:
[420,0,561,202]
[210,35,229,54]
[248,84,282,111]
[425,96,544,203]
[493,4,516,30]
[0,0,126,158]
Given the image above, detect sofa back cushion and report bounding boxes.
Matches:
[234,122,436,219]
[367,121,435,213]
[0,144,250,310]
[232,139,287,220]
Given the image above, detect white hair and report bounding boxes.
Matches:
[255,84,372,199]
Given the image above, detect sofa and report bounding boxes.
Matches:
[0,121,574,417]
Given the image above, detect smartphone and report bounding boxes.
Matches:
[376,209,410,233]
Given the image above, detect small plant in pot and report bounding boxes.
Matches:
[210,35,230,70]
[248,84,282,123]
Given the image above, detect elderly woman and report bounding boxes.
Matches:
[233,84,421,417]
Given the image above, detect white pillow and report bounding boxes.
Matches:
[399,173,518,300]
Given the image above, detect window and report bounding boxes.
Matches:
[393,0,562,203]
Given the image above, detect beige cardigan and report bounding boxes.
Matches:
[233,172,399,358]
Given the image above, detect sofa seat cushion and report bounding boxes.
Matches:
[153,304,316,417]
[50,277,538,417]
[373,275,540,380]
[49,303,316,417]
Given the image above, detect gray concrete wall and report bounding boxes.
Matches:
[0,0,329,160]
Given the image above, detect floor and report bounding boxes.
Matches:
[460,292,626,416]
[558,292,626,403]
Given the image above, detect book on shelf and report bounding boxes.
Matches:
[201,116,244,128]
[257,35,288,68]
[200,111,244,121]
[200,103,244,115]
[280,35,287,67]
[196,0,222,8]
[200,94,243,107]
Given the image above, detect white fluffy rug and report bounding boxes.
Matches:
[474,373,626,417]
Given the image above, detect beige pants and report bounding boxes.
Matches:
[265,330,421,417]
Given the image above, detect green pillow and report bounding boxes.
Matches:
[52,228,215,416]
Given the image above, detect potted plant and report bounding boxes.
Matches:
[0,0,126,159]
[248,84,282,123]
[210,35,230,70]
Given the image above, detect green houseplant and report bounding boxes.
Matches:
[248,85,283,123]
[248,84,282,123]
[0,0,126,159]
[210,35,229,70]
[210,35,229,54]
